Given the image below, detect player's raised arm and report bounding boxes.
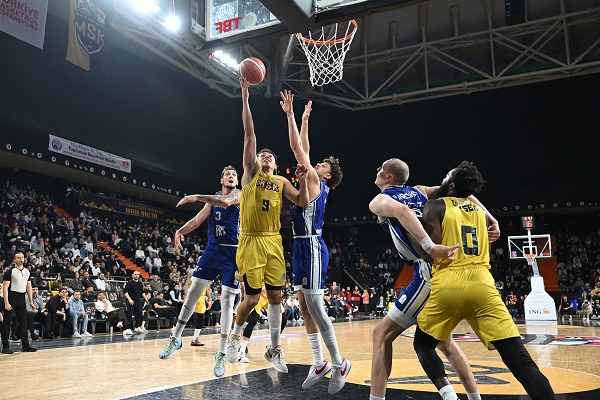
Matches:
[300,100,312,154]
[240,76,259,185]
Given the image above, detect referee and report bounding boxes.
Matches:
[2,252,37,353]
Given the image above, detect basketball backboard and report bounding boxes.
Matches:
[507,234,552,260]
[204,0,397,43]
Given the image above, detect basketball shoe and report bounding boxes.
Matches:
[328,358,351,394]
[159,335,182,359]
[302,359,332,389]
[214,351,227,377]
[226,334,241,363]
[264,344,288,373]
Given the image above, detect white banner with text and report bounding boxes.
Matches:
[0,0,48,49]
[48,134,132,173]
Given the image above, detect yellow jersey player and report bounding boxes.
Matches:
[226,76,309,374]
[414,161,556,400]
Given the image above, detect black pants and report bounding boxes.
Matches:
[125,300,143,328]
[2,291,31,349]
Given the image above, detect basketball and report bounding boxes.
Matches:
[238,57,266,85]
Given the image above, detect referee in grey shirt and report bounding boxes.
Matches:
[2,252,37,353]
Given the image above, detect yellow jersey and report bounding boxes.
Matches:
[253,291,269,314]
[432,197,490,273]
[240,170,284,235]
[194,295,208,314]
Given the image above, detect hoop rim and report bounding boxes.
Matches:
[295,19,358,46]
[524,254,536,264]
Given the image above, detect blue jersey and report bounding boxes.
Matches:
[207,191,240,245]
[377,185,430,280]
[291,180,329,237]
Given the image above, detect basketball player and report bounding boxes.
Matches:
[225,77,310,374]
[279,90,350,393]
[414,161,556,400]
[369,158,500,400]
[159,165,242,378]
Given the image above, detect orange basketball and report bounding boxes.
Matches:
[238,57,266,85]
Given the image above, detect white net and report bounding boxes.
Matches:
[296,20,357,87]
[524,254,536,266]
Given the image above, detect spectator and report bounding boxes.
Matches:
[82,285,96,302]
[209,294,222,327]
[123,271,144,333]
[361,289,370,315]
[286,294,301,321]
[94,291,132,335]
[149,274,162,292]
[81,270,95,291]
[375,295,386,316]
[26,287,44,341]
[169,283,184,314]
[330,281,340,298]
[69,271,85,292]
[558,294,575,320]
[134,245,146,267]
[150,291,177,328]
[94,273,108,291]
[68,290,92,338]
[138,289,152,332]
[43,288,69,339]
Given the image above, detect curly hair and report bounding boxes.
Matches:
[451,160,486,197]
[323,156,343,190]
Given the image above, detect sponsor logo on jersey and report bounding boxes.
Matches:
[256,179,280,192]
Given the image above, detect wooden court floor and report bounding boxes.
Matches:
[2,317,600,399]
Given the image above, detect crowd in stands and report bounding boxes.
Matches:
[1,177,600,344]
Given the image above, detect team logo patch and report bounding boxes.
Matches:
[74,0,108,54]
[398,294,407,304]
[302,277,307,285]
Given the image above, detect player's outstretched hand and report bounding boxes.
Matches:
[302,100,312,122]
[280,90,294,115]
[295,164,309,180]
[174,230,184,253]
[176,195,199,208]
[431,243,460,260]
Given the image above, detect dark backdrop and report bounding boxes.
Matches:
[1,11,598,220]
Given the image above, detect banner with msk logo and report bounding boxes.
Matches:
[48,134,132,173]
[66,0,114,74]
[0,0,48,49]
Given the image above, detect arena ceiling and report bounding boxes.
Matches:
[0,0,599,219]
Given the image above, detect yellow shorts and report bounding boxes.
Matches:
[417,267,520,350]
[236,234,286,291]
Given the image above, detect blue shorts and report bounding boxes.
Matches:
[387,275,431,328]
[292,236,329,294]
[193,243,240,291]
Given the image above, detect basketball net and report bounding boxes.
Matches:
[524,254,536,267]
[296,19,358,86]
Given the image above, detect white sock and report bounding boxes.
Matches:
[240,338,249,355]
[369,395,385,400]
[193,328,201,339]
[219,337,228,353]
[467,393,481,400]
[439,385,458,400]
[322,328,343,366]
[268,305,282,347]
[231,323,243,336]
[307,332,324,365]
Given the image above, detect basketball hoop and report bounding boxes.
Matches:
[524,254,536,266]
[296,19,358,86]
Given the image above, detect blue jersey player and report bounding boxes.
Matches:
[159,165,242,378]
[280,91,349,394]
[368,158,500,400]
